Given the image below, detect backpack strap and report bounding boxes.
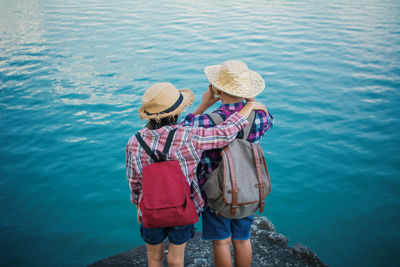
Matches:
[261,148,271,197]
[135,132,159,163]
[208,111,256,140]
[242,111,256,140]
[135,128,177,163]
[223,146,239,216]
[163,128,177,155]
[207,112,224,125]
[251,143,265,213]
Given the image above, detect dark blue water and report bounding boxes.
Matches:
[1,0,399,266]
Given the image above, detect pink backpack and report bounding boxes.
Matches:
[135,129,199,228]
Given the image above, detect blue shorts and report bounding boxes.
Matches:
[202,208,254,241]
[140,224,195,245]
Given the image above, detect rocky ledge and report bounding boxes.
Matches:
[90,216,329,267]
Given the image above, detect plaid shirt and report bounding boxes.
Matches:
[181,101,273,191]
[126,112,248,214]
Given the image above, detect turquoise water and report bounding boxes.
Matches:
[1,0,399,266]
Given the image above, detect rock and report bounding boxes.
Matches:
[290,244,327,266]
[89,244,148,267]
[266,231,289,245]
[252,215,276,232]
[89,216,329,267]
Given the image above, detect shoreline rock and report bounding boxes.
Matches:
[90,216,329,267]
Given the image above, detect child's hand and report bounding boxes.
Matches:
[136,205,141,224]
[201,84,220,107]
[192,85,220,115]
[250,101,268,115]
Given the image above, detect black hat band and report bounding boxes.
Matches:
[145,93,183,115]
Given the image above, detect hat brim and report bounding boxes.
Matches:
[138,88,194,121]
[204,65,265,98]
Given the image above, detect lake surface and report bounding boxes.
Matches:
[1,0,399,266]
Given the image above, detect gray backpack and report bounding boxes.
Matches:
[203,111,271,219]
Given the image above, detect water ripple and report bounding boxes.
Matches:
[1,0,400,267]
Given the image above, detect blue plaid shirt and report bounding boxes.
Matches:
[181,101,273,192]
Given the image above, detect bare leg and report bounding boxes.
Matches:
[232,239,252,267]
[146,242,164,267]
[213,238,233,267]
[167,242,187,267]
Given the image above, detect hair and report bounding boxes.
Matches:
[215,89,244,101]
[146,115,179,130]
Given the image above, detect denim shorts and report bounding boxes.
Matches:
[202,208,254,241]
[140,224,196,245]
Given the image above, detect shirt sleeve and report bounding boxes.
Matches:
[189,112,249,151]
[126,139,141,205]
[180,113,215,128]
[248,110,274,143]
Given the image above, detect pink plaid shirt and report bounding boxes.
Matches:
[126,112,248,214]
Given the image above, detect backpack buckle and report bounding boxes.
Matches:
[228,188,240,194]
[255,182,266,188]
[231,205,238,216]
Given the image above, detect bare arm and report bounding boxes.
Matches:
[192,84,220,115]
[193,84,267,118]
[239,100,268,118]
[190,100,268,151]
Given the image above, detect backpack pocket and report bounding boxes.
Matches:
[140,160,199,228]
[203,165,223,201]
[204,140,271,219]
[141,161,185,210]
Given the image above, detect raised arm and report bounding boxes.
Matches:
[192,84,220,115]
[126,139,141,206]
[189,101,266,151]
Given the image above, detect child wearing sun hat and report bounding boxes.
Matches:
[181,60,274,267]
[126,81,267,266]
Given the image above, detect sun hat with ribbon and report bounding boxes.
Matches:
[138,82,194,121]
[204,60,265,98]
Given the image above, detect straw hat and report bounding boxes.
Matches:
[138,82,194,121]
[204,60,265,98]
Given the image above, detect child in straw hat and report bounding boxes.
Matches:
[126,82,267,267]
[181,60,273,267]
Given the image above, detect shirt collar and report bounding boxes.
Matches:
[217,101,245,112]
[141,125,175,136]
